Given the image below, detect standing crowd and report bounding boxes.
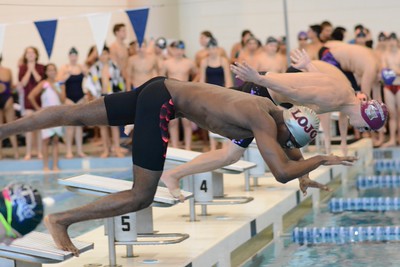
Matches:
[0,21,398,170]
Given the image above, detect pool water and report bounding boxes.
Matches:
[0,168,132,238]
[242,170,400,266]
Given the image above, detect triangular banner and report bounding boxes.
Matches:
[87,13,111,55]
[0,24,6,57]
[125,8,149,47]
[34,19,58,59]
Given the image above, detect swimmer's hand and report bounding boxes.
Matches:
[290,49,311,70]
[230,62,260,83]
[299,175,331,196]
[322,154,358,166]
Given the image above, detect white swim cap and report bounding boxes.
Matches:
[1,183,43,236]
[282,106,320,147]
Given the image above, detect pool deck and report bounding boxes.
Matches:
[29,139,371,267]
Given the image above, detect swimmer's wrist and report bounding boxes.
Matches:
[319,155,329,165]
[256,73,266,84]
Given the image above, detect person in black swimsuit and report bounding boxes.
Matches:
[199,38,233,149]
[58,47,87,158]
[0,57,19,159]
[0,76,356,256]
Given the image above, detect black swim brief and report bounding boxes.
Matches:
[104,76,175,171]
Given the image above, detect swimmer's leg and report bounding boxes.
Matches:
[0,98,108,140]
[45,164,161,256]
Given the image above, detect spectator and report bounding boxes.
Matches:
[85,46,125,158]
[320,20,333,42]
[297,31,308,50]
[85,45,98,69]
[257,36,286,73]
[28,64,65,171]
[109,23,129,80]
[237,35,261,69]
[199,38,233,150]
[305,24,323,60]
[230,29,252,64]
[17,47,45,160]
[331,26,347,41]
[126,41,158,90]
[195,31,227,71]
[57,47,87,158]
[160,41,197,150]
[0,55,19,159]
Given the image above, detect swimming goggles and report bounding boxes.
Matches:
[0,188,17,238]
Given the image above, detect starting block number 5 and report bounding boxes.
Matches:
[114,212,137,242]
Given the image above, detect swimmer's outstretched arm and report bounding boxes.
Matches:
[253,129,356,183]
[231,62,334,104]
[283,147,331,195]
[290,49,319,73]
[0,98,108,140]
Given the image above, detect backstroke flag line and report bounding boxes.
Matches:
[34,19,58,59]
[87,12,112,55]
[125,8,149,47]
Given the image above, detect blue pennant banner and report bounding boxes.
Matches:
[125,8,149,47]
[34,19,58,59]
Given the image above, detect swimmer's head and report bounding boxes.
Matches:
[206,38,218,48]
[170,40,185,50]
[266,36,278,45]
[282,106,320,148]
[389,32,398,40]
[68,47,79,64]
[69,47,78,55]
[0,183,43,242]
[265,36,279,53]
[308,24,322,39]
[378,32,388,42]
[297,31,308,41]
[359,100,388,131]
[155,37,167,50]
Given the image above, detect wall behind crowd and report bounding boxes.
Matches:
[0,0,180,80]
[179,0,400,58]
[1,0,400,80]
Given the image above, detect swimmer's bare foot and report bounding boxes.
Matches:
[44,215,79,257]
[52,166,60,172]
[24,154,31,160]
[65,153,74,159]
[14,151,19,159]
[100,151,109,158]
[115,152,124,158]
[37,153,43,160]
[114,148,126,158]
[373,139,384,148]
[43,167,50,172]
[382,140,397,148]
[160,171,185,202]
[77,152,87,158]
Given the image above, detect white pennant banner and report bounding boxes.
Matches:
[87,13,111,55]
[0,24,6,56]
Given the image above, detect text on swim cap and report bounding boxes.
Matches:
[292,109,318,139]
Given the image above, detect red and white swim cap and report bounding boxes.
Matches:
[360,100,388,130]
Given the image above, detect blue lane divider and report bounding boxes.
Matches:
[329,197,400,213]
[292,226,400,244]
[374,159,400,173]
[357,175,400,189]
[373,148,400,160]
